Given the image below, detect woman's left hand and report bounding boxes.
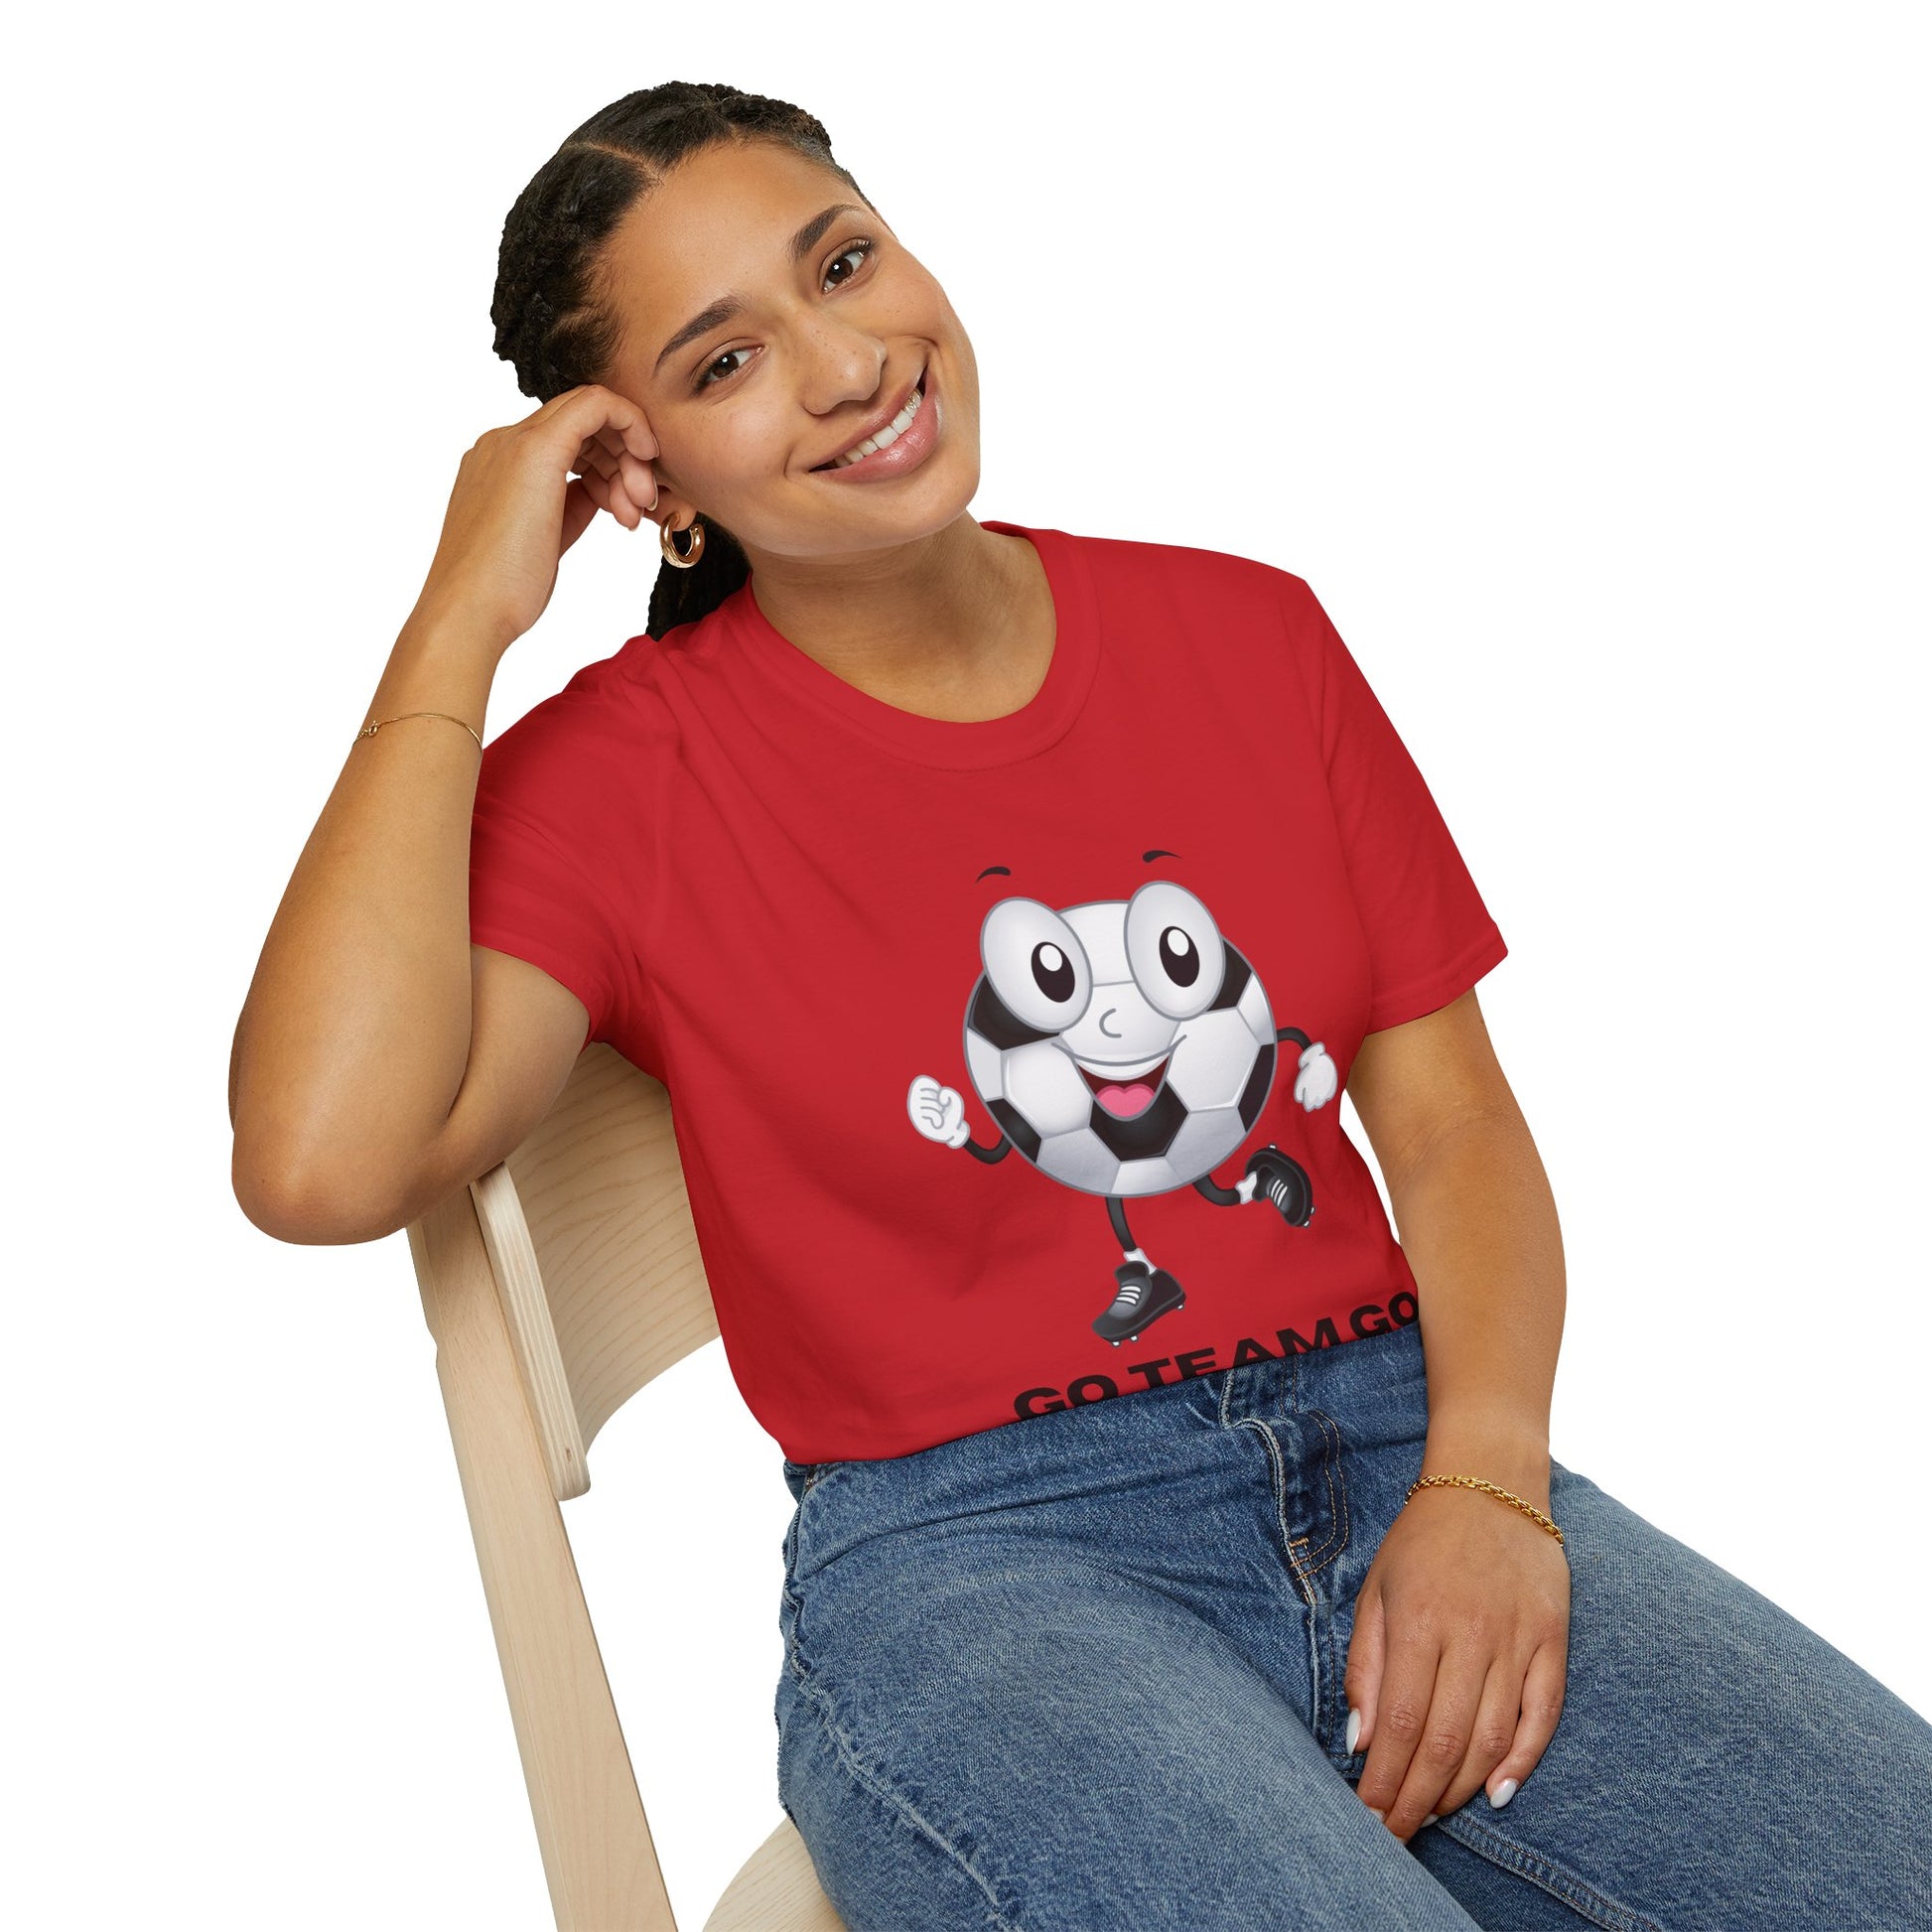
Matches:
[1343,1481,1572,1839]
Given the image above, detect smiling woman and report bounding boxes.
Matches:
[490,85,980,647]
[232,74,1932,1932]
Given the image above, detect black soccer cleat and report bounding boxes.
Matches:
[1092,1258,1186,1346]
[1245,1145,1314,1226]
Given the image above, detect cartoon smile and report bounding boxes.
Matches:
[1071,1040,1181,1120]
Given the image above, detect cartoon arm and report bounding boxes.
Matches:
[907,1074,1013,1163]
[1276,1027,1339,1112]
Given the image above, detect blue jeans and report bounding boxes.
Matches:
[774,1315,1932,1929]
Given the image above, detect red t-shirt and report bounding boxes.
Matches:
[468,521,1507,1463]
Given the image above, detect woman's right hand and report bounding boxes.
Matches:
[410,383,661,657]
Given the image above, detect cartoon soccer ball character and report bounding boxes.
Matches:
[907,879,1338,1345]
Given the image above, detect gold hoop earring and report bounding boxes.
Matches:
[659,515,705,569]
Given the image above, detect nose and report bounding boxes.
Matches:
[1098,1008,1121,1038]
[796,324,889,416]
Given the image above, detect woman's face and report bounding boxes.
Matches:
[594,140,981,565]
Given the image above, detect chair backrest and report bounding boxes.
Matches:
[447,1041,717,1501]
[405,1043,841,1931]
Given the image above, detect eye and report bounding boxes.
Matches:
[823,237,875,291]
[980,897,1094,1035]
[696,345,753,390]
[691,239,877,391]
[1123,880,1225,1020]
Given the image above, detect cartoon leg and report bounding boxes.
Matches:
[1199,1146,1315,1227]
[1091,1196,1187,1347]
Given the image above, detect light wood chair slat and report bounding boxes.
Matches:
[405,1042,847,1930]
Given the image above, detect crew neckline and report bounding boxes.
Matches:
[714,519,1100,770]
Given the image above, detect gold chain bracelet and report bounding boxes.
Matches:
[1407,1473,1565,1547]
[354,711,483,752]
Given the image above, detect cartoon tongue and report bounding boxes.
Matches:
[1093,1078,1158,1119]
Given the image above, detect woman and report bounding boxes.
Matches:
[229,82,1932,1929]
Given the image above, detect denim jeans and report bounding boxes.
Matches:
[774,1314,1932,1929]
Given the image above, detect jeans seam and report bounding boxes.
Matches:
[1295,1410,1349,1755]
[1435,1812,1669,1932]
[1290,1406,1350,1577]
[789,1663,1028,1931]
[1240,1414,1341,1767]
[1236,1418,1304,1573]
[1240,1417,1338,1604]
[780,1582,807,1683]
[781,1498,809,1681]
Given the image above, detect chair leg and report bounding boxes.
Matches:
[411,1190,679,1931]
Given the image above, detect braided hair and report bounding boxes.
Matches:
[490,82,872,639]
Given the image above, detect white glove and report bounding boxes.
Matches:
[907,1073,972,1148]
[1294,1041,1338,1112]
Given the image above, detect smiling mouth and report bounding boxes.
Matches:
[1077,1050,1173,1120]
[810,369,928,471]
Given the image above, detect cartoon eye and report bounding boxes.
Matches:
[980,897,1094,1034]
[1123,879,1226,1021]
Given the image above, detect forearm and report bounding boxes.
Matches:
[230,607,500,1236]
[1384,1110,1566,1513]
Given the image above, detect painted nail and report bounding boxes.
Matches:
[1422,1813,1440,1827]
[1345,1707,1361,1754]
[1368,1807,1386,1823]
[1488,1777,1519,1809]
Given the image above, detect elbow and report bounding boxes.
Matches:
[230,1138,414,1247]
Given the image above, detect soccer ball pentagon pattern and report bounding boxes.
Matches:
[907,877,1340,1346]
[923,877,1335,1195]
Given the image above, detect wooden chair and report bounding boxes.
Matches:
[404,1041,848,1931]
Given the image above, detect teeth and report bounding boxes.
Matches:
[832,376,924,467]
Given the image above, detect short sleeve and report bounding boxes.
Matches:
[1284,575,1509,1033]
[469,690,632,1048]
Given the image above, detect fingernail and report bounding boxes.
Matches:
[1487,1777,1519,1809]
[1368,1807,1386,1823]
[1422,1813,1440,1827]
[1344,1707,1361,1754]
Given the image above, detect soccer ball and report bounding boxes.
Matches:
[957,880,1278,1198]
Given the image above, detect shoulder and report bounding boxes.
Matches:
[483,626,685,773]
[475,637,683,848]
[1055,526,1320,621]
[1051,527,1335,689]
[1053,530,1368,739]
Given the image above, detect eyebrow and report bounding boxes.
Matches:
[974,851,1180,883]
[652,203,870,377]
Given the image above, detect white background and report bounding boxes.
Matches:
[8,4,1927,1925]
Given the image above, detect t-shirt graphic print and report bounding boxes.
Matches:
[906,874,1341,1351]
[467,521,1508,1464]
